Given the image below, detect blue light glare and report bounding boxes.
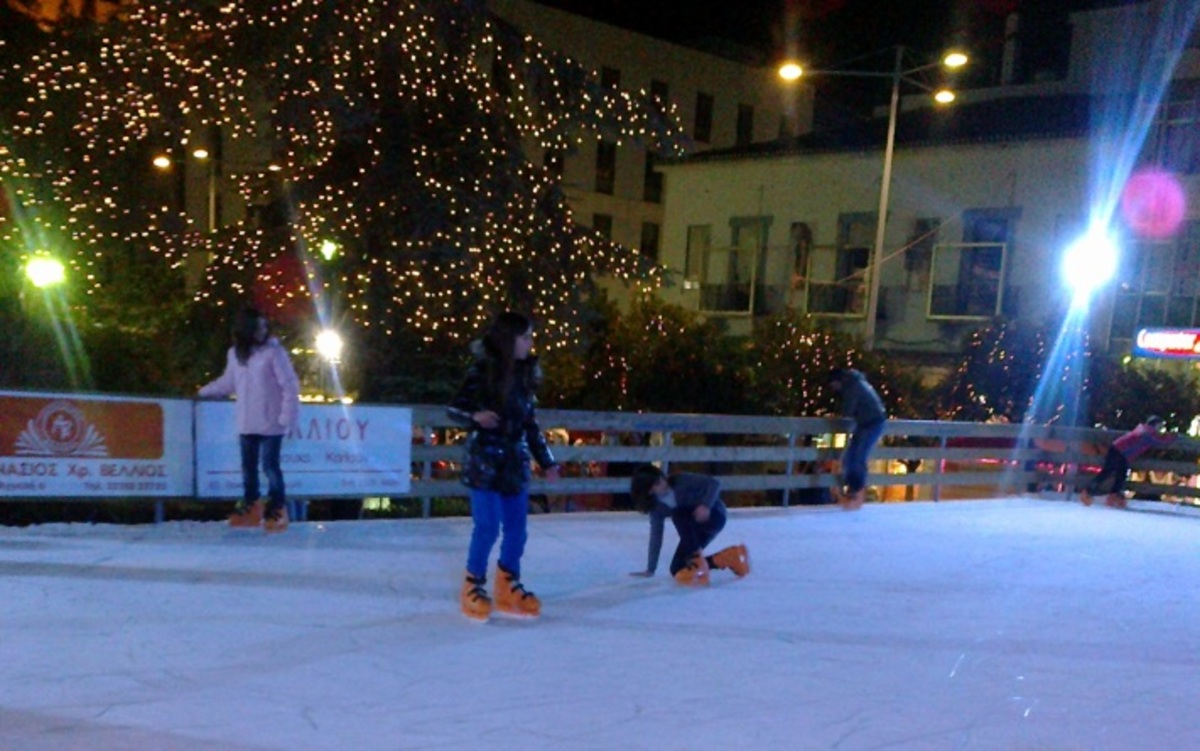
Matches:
[1062,229,1118,301]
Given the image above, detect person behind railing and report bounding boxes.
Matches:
[829,367,888,511]
[1080,415,1175,509]
[198,306,300,533]
[628,464,750,585]
[447,311,560,622]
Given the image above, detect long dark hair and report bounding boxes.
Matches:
[232,307,266,365]
[481,311,534,408]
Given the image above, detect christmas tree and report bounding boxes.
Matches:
[0,0,685,394]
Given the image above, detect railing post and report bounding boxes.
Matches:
[783,432,796,507]
[422,425,434,519]
[933,434,947,502]
[662,431,673,475]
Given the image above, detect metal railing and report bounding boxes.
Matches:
[407,407,1200,515]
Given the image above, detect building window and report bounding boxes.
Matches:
[1012,9,1071,84]
[928,210,1012,319]
[1144,99,1200,173]
[593,213,613,240]
[699,216,771,314]
[808,213,870,316]
[640,221,660,261]
[784,222,813,309]
[601,66,620,90]
[650,79,669,107]
[736,103,754,147]
[1110,222,1200,343]
[694,92,714,144]
[595,140,616,194]
[685,224,711,284]
[905,218,940,289]
[643,152,662,203]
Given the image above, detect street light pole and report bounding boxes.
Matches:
[863,46,904,351]
[779,45,966,351]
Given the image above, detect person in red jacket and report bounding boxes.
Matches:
[1081,416,1174,509]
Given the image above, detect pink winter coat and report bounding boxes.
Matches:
[199,337,300,436]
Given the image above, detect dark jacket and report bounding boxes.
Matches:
[839,369,887,429]
[447,349,556,495]
[645,473,723,574]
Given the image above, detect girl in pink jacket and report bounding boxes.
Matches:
[199,307,300,532]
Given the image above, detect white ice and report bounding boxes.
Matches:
[2,497,1198,751]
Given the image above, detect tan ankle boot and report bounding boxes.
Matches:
[461,572,492,622]
[494,565,540,618]
[712,545,751,577]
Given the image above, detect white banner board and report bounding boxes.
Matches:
[194,402,411,499]
[0,390,194,498]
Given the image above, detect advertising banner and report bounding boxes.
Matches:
[194,402,411,499]
[0,391,194,498]
[1132,328,1200,359]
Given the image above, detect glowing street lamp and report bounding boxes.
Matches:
[1062,228,1118,303]
[319,239,340,261]
[24,255,66,288]
[779,45,968,349]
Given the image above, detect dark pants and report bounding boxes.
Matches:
[669,502,727,575]
[240,434,285,511]
[1087,446,1130,495]
[842,420,886,493]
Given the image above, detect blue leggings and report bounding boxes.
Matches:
[466,488,529,579]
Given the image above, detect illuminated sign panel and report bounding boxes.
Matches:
[1132,328,1200,359]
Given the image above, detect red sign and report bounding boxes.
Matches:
[1133,328,1200,359]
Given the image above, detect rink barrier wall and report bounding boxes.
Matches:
[404,406,1200,517]
[4,392,1200,519]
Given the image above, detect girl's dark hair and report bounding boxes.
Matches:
[481,311,535,407]
[233,307,266,365]
[630,463,666,512]
[1146,415,1164,428]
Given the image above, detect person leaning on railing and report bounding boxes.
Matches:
[829,367,888,511]
[1080,416,1175,509]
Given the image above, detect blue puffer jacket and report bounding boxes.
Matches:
[447,349,556,496]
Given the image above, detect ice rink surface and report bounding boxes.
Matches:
[2,497,1197,751]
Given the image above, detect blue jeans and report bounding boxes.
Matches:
[466,488,529,579]
[842,420,885,493]
[239,434,285,511]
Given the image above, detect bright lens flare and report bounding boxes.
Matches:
[934,89,956,104]
[151,154,172,170]
[25,256,66,288]
[315,329,344,362]
[1062,230,1118,299]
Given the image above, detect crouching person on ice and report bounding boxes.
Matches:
[628,464,750,586]
[447,312,560,622]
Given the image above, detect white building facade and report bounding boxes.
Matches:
[656,0,1200,356]
[489,0,808,266]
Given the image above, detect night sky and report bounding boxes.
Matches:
[527,0,1128,123]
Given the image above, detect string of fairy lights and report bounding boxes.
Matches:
[1,0,687,347]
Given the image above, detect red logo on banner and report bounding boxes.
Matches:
[0,397,164,459]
